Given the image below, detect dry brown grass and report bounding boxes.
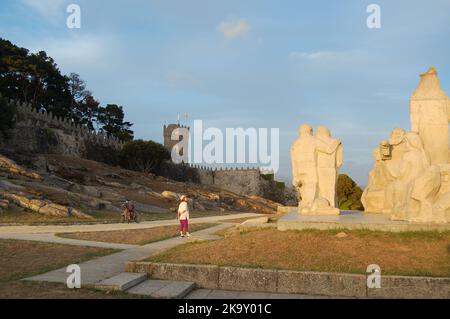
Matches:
[0,239,146,299]
[0,240,117,283]
[58,223,217,245]
[148,228,450,277]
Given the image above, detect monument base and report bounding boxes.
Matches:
[277,210,450,233]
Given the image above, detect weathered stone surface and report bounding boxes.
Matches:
[218,267,277,292]
[277,270,366,298]
[367,275,450,299]
[161,191,180,201]
[0,191,92,219]
[0,155,42,181]
[127,262,449,299]
[149,281,195,299]
[95,272,147,291]
[362,68,450,224]
[127,262,220,290]
[291,125,342,215]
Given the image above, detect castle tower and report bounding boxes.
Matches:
[410,67,450,165]
[163,123,190,161]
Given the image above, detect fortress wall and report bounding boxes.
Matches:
[214,168,263,196]
[0,99,124,157]
[188,164,266,196]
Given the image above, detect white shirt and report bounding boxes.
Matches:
[178,201,190,220]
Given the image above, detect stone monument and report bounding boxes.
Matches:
[362,67,450,223]
[291,124,342,215]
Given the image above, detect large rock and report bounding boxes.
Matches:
[161,191,180,201]
[0,155,42,181]
[0,191,92,219]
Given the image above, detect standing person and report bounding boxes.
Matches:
[178,195,190,238]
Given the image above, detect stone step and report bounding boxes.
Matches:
[127,279,196,299]
[94,272,147,291]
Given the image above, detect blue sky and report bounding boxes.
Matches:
[1,0,450,185]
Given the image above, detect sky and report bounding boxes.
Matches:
[1,0,450,185]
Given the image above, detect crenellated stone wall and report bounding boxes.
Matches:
[0,98,124,158]
[187,164,272,196]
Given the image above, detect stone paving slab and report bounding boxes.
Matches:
[128,279,195,299]
[127,279,172,295]
[95,272,147,291]
[150,281,196,299]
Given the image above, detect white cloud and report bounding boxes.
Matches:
[217,19,250,39]
[22,0,67,23]
[289,50,371,67]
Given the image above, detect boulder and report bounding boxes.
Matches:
[161,191,180,201]
[0,191,92,219]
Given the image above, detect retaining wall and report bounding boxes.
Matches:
[125,262,450,299]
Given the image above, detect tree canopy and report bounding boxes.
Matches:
[119,140,170,174]
[0,37,134,141]
[336,174,364,211]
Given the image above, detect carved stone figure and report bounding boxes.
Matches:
[291,124,342,215]
[316,126,343,207]
[410,67,449,165]
[363,67,450,223]
[361,128,408,213]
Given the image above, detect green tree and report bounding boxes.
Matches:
[119,140,170,174]
[0,38,73,117]
[336,174,364,210]
[97,104,134,141]
[67,73,98,129]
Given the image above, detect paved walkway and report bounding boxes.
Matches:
[2,212,317,298]
[25,223,233,285]
[0,213,260,235]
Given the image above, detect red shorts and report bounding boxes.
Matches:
[180,219,189,232]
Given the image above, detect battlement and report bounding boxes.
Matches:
[9,98,125,149]
[186,163,271,173]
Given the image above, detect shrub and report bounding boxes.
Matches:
[337,174,364,210]
[119,139,170,174]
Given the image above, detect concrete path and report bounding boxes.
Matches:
[25,223,232,286]
[0,233,138,250]
[0,212,260,235]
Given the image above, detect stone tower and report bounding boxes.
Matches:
[163,123,190,160]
